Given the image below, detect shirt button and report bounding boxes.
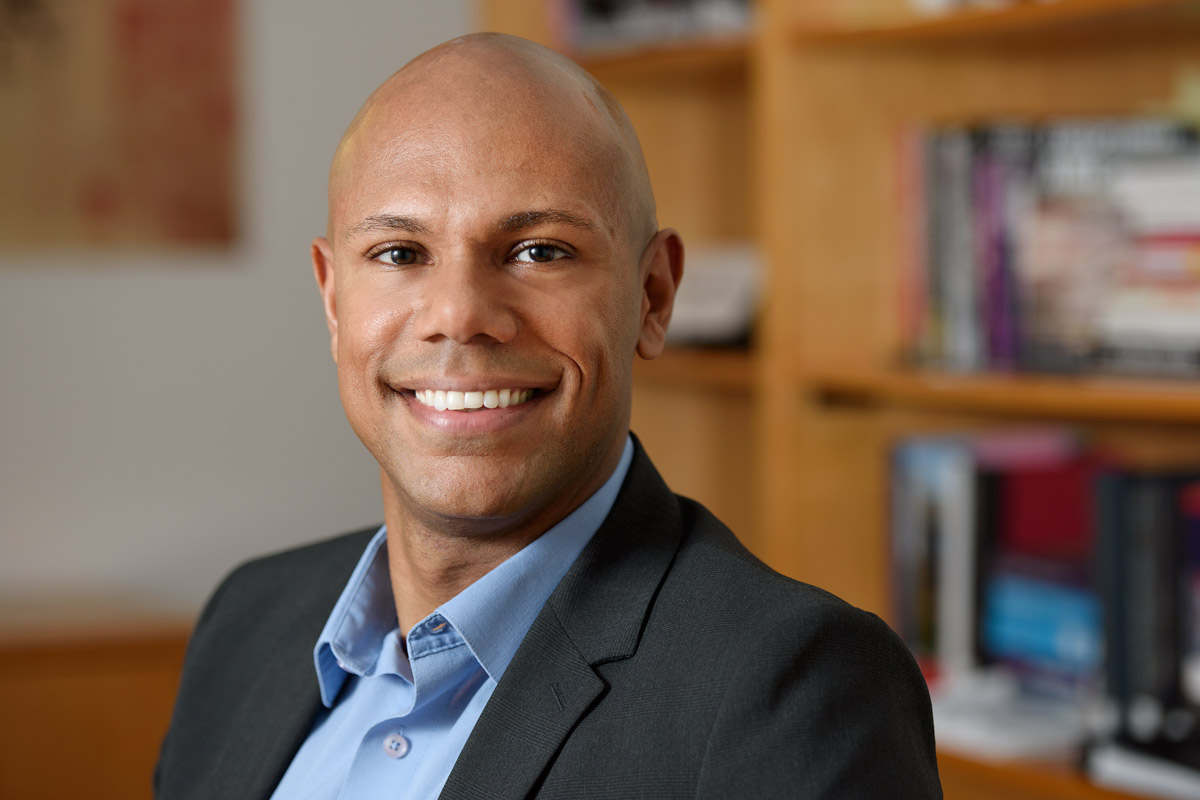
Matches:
[383,732,410,759]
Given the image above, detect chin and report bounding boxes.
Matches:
[396,464,544,530]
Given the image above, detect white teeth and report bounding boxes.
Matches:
[413,388,535,411]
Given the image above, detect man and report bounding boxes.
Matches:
[156,33,941,799]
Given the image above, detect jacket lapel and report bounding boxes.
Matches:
[439,441,683,800]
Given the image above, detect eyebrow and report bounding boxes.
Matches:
[342,214,431,242]
[342,208,599,243]
[496,209,598,234]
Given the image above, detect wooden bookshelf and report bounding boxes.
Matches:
[768,1,1200,797]
[481,0,1200,796]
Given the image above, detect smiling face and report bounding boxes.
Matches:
[314,35,682,544]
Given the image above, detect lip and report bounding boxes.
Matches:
[401,374,558,392]
[399,386,547,434]
[387,372,559,434]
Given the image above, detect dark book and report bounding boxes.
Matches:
[1097,468,1200,772]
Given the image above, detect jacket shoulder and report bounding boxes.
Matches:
[155,526,377,799]
[189,526,376,641]
[669,497,942,797]
[672,495,854,611]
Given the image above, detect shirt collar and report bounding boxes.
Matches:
[312,436,634,706]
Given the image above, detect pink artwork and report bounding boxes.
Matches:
[0,0,236,247]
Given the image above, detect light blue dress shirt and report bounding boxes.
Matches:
[270,437,633,800]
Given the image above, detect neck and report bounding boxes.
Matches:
[379,477,552,636]
[378,434,629,635]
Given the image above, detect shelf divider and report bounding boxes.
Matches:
[810,369,1200,423]
[791,0,1199,45]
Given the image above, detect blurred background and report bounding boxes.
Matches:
[1,0,471,617]
[5,0,1200,798]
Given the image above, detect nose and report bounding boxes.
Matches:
[412,257,518,345]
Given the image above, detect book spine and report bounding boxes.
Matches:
[1096,469,1131,735]
[896,126,932,367]
[937,128,982,372]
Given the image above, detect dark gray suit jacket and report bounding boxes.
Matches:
[155,443,941,799]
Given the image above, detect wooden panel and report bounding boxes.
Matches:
[764,395,893,615]
[938,752,1147,800]
[631,378,758,554]
[633,347,755,393]
[593,66,753,245]
[478,0,558,48]
[0,628,189,800]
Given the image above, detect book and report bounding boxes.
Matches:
[568,0,752,52]
[890,428,1083,685]
[903,117,1200,379]
[931,128,983,372]
[974,432,1101,695]
[891,435,976,681]
[1098,469,1198,749]
[891,427,1101,760]
[974,124,1033,372]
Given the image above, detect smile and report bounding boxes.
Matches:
[412,389,536,411]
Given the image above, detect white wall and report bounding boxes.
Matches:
[0,0,475,614]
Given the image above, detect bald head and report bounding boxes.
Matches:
[327,33,657,253]
[310,33,685,550]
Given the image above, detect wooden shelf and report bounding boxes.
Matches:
[575,33,751,80]
[634,346,756,393]
[791,0,1200,45]
[810,369,1200,423]
[938,751,1147,800]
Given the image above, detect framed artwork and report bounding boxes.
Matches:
[0,0,236,247]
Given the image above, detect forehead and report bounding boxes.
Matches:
[331,74,629,242]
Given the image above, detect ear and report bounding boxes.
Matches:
[311,237,339,363]
[636,228,684,361]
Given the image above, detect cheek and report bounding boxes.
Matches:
[335,300,410,424]
[552,279,643,388]
[338,287,407,366]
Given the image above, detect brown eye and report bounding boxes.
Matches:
[515,243,568,263]
[378,247,419,266]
